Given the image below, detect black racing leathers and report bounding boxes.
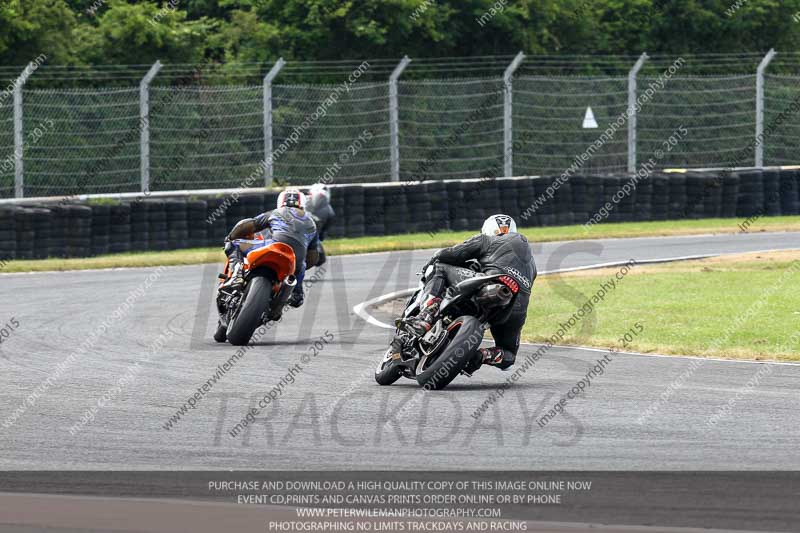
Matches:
[427,233,536,360]
[305,193,335,241]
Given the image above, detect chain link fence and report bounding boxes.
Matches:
[273,82,391,184]
[23,88,140,196]
[399,78,505,181]
[150,85,264,191]
[764,75,800,165]
[513,76,629,175]
[638,75,757,169]
[1,56,800,199]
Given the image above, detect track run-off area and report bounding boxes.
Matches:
[1,231,799,470]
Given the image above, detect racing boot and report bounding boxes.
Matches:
[221,261,244,291]
[405,297,441,337]
[479,347,514,370]
[387,336,404,361]
[288,286,305,308]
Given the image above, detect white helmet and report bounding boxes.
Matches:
[277,189,306,209]
[309,183,331,200]
[481,214,517,237]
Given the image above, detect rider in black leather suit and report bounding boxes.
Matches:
[404,214,536,371]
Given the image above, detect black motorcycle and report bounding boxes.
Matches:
[375,261,521,390]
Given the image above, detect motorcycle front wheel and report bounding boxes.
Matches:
[226,276,272,346]
[415,316,483,390]
[375,345,404,385]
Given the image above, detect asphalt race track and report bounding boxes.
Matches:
[1,231,800,471]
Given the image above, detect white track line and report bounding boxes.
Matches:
[353,248,800,366]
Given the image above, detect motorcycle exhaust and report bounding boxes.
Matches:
[475,283,513,308]
[267,275,298,321]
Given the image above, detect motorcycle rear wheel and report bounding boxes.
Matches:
[226,276,272,346]
[415,316,483,390]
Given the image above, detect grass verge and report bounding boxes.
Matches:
[522,251,800,361]
[1,215,799,274]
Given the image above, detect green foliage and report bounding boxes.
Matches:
[2,0,800,67]
[0,0,78,65]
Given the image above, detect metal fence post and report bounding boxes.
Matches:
[13,63,36,198]
[389,56,411,182]
[627,52,648,175]
[503,52,525,177]
[264,58,285,187]
[755,49,776,168]
[139,61,162,193]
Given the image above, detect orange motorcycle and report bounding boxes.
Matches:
[214,237,297,346]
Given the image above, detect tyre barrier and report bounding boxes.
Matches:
[2,169,800,261]
[91,204,111,257]
[0,207,17,260]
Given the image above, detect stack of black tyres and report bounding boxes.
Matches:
[26,207,52,259]
[650,174,669,220]
[426,181,449,233]
[570,175,588,224]
[780,170,797,215]
[405,182,431,234]
[147,200,169,251]
[165,201,188,250]
[737,170,764,217]
[795,169,800,212]
[128,202,147,252]
[15,208,36,260]
[108,202,131,254]
[779,169,799,215]
[205,198,229,247]
[602,176,622,223]
[667,174,687,220]
[382,184,407,235]
[532,177,555,227]
[264,191,280,214]
[240,194,264,222]
[554,178,574,226]
[326,189,346,239]
[585,175,605,223]
[684,172,707,220]
[224,198,249,240]
[187,200,208,247]
[62,205,92,258]
[720,172,740,218]
[762,169,781,216]
[481,179,501,220]
[514,178,535,227]
[461,180,485,228]
[497,179,519,221]
[48,207,68,258]
[342,185,366,238]
[618,176,637,222]
[634,176,653,221]
[91,204,111,256]
[0,207,16,260]
[701,174,723,219]
[446,181,469,231]
[363,185,385,236]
